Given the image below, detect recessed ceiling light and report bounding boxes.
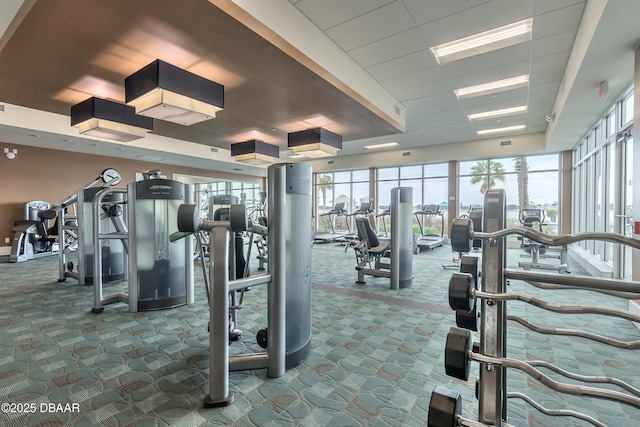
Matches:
[364,142,399,150]
[454,75,529,99]
[430,18,533,64]
[468,106,527,121]
[476,125,526,136]
[29,134,40,138]
[91,143,100,147]
[288,154,306,159]
[116,147,125,151]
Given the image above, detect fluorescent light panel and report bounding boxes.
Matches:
[468,106,527,121]
[364,142,399,150]
[431,18,533,64]
[477,125,526,136]
[455,75,529,99]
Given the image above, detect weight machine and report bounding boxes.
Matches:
[518,208,568,273]
[353,187,413,289]
[92,173,194,313]
[429,188,640,427]
[57,168,125,284]
[8,201,58,263]
[173,163,312,407]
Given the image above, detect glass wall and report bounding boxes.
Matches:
[375,164,448,235]
[572,85,633,279]
[197,180,261,220]
[314,169,370,232]
[459,155,559,235]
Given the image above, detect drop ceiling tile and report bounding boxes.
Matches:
[528,91,557,105]
[530,81,562,95]
[533,2,584,39]
[325,1,415,51]
[535,0,586,15]
[293,0,394,30]
[403,91,458,109]
[366,50,437,81]
[408,100,464,117]
[403,0,492,26]
[529,68,565,86]
[348,28,429,68]
[530,52,570,73]
[532,30,577,58]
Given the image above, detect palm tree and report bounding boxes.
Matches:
[469,160,506,194]
[318,175,333,209]
[513,157,530,210]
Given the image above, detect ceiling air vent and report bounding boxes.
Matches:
[0,104,5,112]
[210,147,218,153]
[327,160,334,164]
[500,140,512,146]
[394,105,401,115]
[402,151,411,156]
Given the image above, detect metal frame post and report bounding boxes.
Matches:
[479,188,507,425]
[204,225,233,407]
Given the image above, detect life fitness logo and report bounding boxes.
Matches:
[149,184,172,195]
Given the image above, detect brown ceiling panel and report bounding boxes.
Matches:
[0,0,400,151]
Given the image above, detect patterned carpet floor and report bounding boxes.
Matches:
[1,240,639,426]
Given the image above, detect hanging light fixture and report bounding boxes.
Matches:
[287,128,342,158]
[70,97,153,142]
[125,59,224,126]
[231,140,279,165]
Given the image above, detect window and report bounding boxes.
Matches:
[314,170,370,232]
[459,156,559,235]
[622,91,634,125]
[572,83,634,278]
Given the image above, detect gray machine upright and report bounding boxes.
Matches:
[390,187,414,289]
[268,163,313,367]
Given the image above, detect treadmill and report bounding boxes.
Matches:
[314,202,349,243]
[413,204,445,250]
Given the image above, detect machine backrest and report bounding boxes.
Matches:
[356,218,379,249]
[214,207,230,221]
